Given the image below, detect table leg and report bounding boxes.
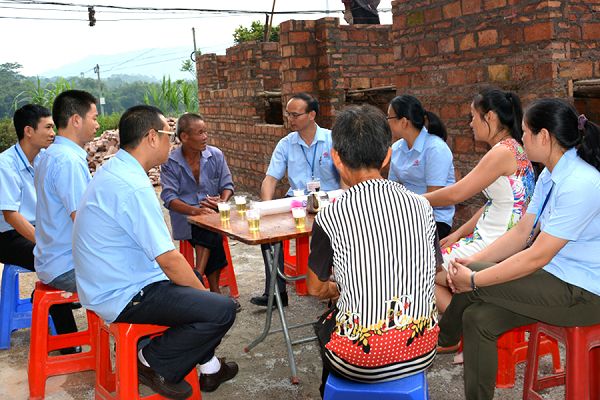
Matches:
[244,243,300,384]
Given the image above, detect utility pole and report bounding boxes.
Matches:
[266,0,276,42]
[93,64,105,115]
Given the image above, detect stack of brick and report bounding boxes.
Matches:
[84,117,178,186]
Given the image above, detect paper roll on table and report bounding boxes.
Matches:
[254,189,344,216]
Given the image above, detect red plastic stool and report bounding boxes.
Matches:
[282,238,309,296]
[28,281,100,400]
[496,324,561,388]
[96,320,202,399]
[523,322,600,400]
[179,239,239,298]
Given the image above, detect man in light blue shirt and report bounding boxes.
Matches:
[34,90,98,294]
[252,93,342,307]
[73,105,238,398]
[0,104,78,342]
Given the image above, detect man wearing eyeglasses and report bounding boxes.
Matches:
[160,113,237,310]
[251,92,341,307]
[73,105,238,398]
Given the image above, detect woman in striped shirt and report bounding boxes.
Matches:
[307,104,441,397]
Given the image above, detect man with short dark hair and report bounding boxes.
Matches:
[34,90,99,295]
[251,93,341,307]
[73,105,238,399]
[0,104,77,340]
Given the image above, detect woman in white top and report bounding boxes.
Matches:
[424,88,536,313]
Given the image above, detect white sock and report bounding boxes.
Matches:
[199,356,221,374]
[138,348,150,367]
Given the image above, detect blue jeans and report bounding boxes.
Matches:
[48,269,77,293]
[114,279,237,383]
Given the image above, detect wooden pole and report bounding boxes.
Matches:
[266,0,277,42]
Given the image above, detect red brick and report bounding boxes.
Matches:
[403,43,419,59]
[483,0,506,9]
[395,74,411,89]
[524,22,554,42]
[447,69,467,85]
[358,54,377,65]
[418,40,437,57]
[459,33,476,50]
[462,0,481,15]
[454,135,474,153]
[291,57,312,69]
[377,53,394,64]
[351,77,371,88]
[558,62,594,79]
[443,1,462,18]
[488,64,510,81]
[424,7,442,22]
[348,30,369,41]
[478,29,498,46]
[438,37,455,53]
[583,23,600,40]
[291,81,315,93]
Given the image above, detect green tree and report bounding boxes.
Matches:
[233,20,280,44]
[143,76,198,116]
[0,63,28,118]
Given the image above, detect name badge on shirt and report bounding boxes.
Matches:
[307,179,321,193]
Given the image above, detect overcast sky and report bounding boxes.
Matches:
[0,0,393,77]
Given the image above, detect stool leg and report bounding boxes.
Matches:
[0,269,18,349]
[565,330,589,400]
[28,294,50,400]
[523,327,542,400]
[115,327,141,399]
[294,237,309,296]
[592,346,600,400]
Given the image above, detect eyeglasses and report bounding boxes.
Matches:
[155,129,176,143]
[284,111,308,119]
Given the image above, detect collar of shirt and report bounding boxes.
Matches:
[14,142,35,173]
[53,136,88,161]
[290,124,326,148]
[399,127,428,154]
[550,147,577,185]
[169,146,213,180]
[114,148,149,180]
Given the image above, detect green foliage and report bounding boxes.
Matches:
[233,20,280,44]
[0,63,29,119]
[143,76,198,116]
[14,77,74,110]
[180,51,201,79]
[96,112,121,136]
[0,117,17,153]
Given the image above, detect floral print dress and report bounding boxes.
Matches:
[442,138,535,267]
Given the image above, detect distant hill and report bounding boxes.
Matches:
[39,47,196,81]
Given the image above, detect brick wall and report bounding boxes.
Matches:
[391,0,600,224]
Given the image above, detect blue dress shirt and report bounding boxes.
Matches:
[388,128,455,226]
[527,148,600,296]
[73,149,173,323]
[266,125,340,196]
[160,145,234,241]
[0,143,38,232]
[34,136,91,283]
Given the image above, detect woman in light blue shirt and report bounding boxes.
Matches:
[438,98,600,400]
[387,95,455,238]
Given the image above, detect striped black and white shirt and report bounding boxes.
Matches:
[309,179,440,382]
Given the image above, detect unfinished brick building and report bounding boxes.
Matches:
[196,0,599,225]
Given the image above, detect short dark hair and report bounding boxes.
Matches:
[290,92,319,115]
[332,104,391,170]
[119,105,165,150]
[52,90,97,130]
[472,88,523,143]
[13,104,51,141]
[389,94,448,140]
[176,112,204,139]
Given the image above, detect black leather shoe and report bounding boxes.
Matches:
[250,292,288,307]
[137,360,192,400]
[59,346,82,355]
[232,298,242,313]
[199,358,239,392]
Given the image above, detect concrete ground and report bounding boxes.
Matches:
[0,190,566,399]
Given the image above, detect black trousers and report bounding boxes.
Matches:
[260,242,286,295]
[0,229,77,334]
[351,3,380,24]
[114,278,237,383]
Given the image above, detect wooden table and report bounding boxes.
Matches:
[188,210,316,384]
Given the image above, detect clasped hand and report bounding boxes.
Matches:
[446,257,474,294]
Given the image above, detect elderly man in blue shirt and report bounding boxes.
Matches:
[34,90,98,295]
[73,105,238,399]
[160,113,236,309]
[0,104,77,341]
[251,92,341,307]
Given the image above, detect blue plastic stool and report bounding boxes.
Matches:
[324,371,429,400]
[0,264,36,349]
